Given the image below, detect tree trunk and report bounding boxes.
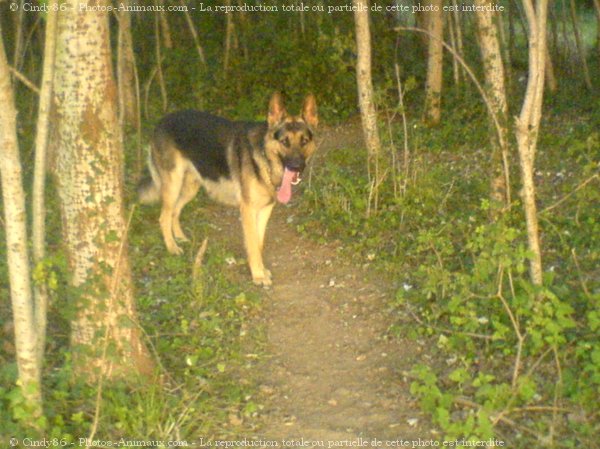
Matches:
[451,0,466,85]
[594,0,600,69]
[0,22,43,422]
[569,0,592,89]
[423,0,444,126]
[508,0,516,70]
[515,0,549,287]
[53,0,153,379]
[415,10,430,49]
[447,14,460,87]
[298,0,306,36]
[158,0,173,49]
[549,5,559,65]
[474,0,511,208]
[545,44,557,93]
[181,0,207,67]
[353,0,383,216]
[12,1,26,71]
[223,0,235,75]
[154,12,168,112]
[236,0,250,61]
[559,0,571,70]
[32,0,58,369]
[117,3,137,127]
[495,7,513,91]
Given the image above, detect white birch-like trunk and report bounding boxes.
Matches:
[423,0,444,126]
[117,4,138,127]
[0,22,43,418]
[447,14,460,86]
[515,0,549,287]
[474,0,511,207]
[32,0,58,368]
[353,0,383,214]
[53,0,153,378]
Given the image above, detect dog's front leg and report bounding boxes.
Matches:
[240,202,272,286]
[256,203,274,253]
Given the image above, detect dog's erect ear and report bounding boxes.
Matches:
[268,92,287,127]
[302,94,318,128]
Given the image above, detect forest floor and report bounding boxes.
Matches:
[201,122,431,445]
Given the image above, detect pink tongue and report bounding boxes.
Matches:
[277,168,297,204]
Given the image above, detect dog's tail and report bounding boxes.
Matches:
[137,146,161,204]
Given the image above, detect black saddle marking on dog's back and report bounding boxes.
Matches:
[155,110,266,182]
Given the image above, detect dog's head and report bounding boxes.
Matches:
[265,92,318,204]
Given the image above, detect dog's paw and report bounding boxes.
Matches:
[167,244,184,255]
[252,269,272,287]
[253,278,273,288]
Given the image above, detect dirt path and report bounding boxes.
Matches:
[253,206,424,443]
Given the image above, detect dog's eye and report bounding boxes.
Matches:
[280,137,291,147]
[300,136,310,146]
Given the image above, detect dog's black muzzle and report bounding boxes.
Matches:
[283,156,306,173]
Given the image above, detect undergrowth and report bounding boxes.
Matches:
[297,93,600,447]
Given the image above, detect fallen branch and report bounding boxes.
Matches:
[405,304,496,341]
[454,396,543,440]
[540,173,599,215]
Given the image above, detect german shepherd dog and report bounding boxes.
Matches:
[138,92,318,286]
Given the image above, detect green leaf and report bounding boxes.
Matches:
[449,367,470,385]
